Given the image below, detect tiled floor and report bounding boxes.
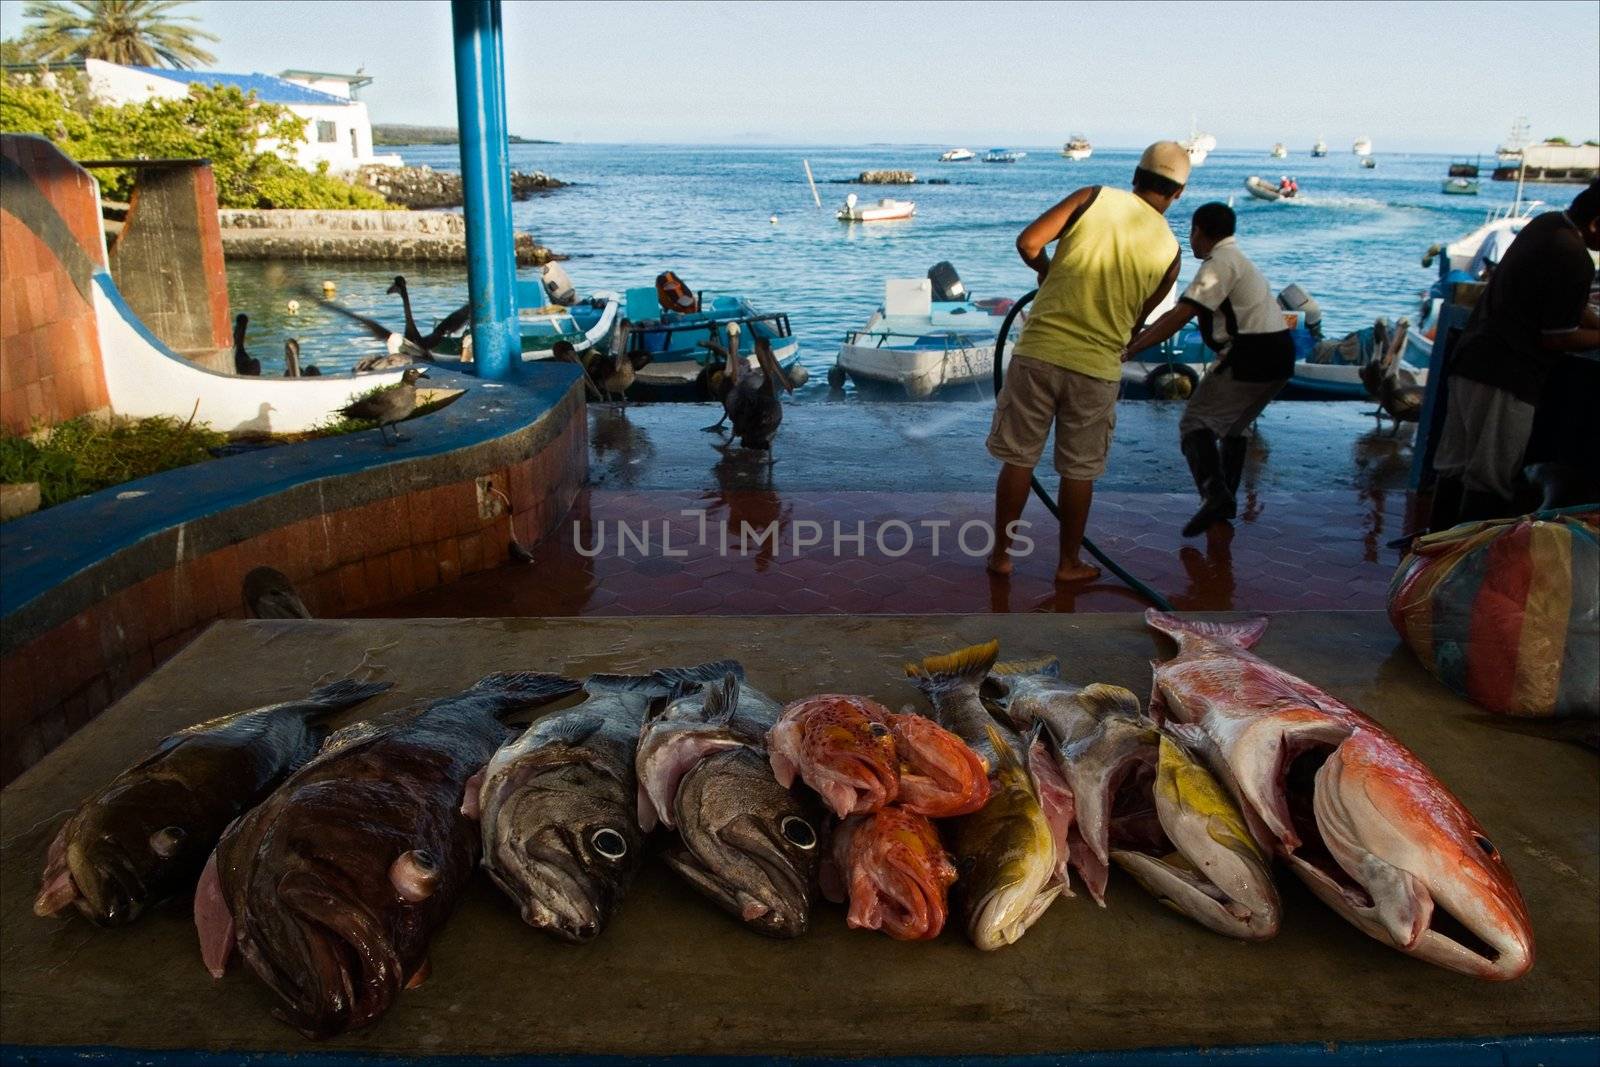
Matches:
[368,485,1426,617]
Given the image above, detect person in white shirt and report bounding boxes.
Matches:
[1124,202,1296,536]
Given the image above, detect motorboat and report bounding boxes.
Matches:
[832,264,1013,399]
[1118,287,1215,399]
[1352,136,1373,157]
[1441,177,1480,196]
[1062,136,1092,160]
[1403,201,1544,366]
[1183,118,1215,165]
[434,290,621,362]
[983,148,1026,163]
[1270,143,1288,158]
[1266,284,1427,399]
[1311,138,1328,157]
[1244,175,1298,201]
[1360,156,1377,169]
[837,193,916,222]
[1448,157,1481,177]
[939,147,975,162]
[619,283,800,401]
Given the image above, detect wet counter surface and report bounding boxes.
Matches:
[2,613,1596,1061]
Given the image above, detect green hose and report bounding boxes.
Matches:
[992,290,1174,611]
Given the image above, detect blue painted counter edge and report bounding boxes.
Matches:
[2,1033,1595,1067]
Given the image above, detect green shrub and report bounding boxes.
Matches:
[0,76,395,210]
[0,415,226,512]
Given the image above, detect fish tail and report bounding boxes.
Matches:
[991,656,1060,678]
[904,639,1001,697]
[1145,610,1268,650]
[1076,683,1143,719]
[650,660,745,698]
[469,671,582,715]
[305,678,395,714]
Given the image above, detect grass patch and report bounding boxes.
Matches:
[0,415,227,514]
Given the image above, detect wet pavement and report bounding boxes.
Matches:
[365,399,1427,618]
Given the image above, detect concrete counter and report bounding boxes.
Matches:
[1,613,1596,1062]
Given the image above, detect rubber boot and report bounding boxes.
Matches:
[1219,436,1248,521]
[1180,430,1230,537]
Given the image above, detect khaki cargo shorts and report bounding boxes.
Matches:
[986,354,1120,480]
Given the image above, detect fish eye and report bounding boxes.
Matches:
[1473,834,1497,858]
[867,722,891,738]
[780,815,817,850]
[590,828,628,861]
[149,826,186,858]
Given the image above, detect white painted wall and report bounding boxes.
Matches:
[85,58,188,103]
[282,74,354,100]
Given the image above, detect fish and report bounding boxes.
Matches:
[34,678,392,927]
[470,673,666,943]
[634,660,765,833]
[195,672,580,1037]
[823,807,957,941]
[1145,609,1534,979]
[987,658,1279,940]
[767,694,990,820]
[768,694,901,817]
[906,641,1061,950]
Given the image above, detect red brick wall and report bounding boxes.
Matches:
[0,411,587,785]
[0,135,112,434]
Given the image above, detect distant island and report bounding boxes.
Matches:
[373,124,558,146]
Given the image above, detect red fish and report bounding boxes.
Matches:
[769,695,901,818]
[1146,610,1534,979]
[887,712,990,818]
[824,807,957,940]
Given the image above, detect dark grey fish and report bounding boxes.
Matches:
[35,678,392,927]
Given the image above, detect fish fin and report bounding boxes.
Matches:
[195,849,234,978]
[905,640,1001,696]
[460,770,484,820]
[469,671,582,714]
[33,821,78,918]
[651,659,745,699]
[1145,610,1268,650]
[992,656,1060,678]
[305,677,395,713]
[701,673,740,725]
[982,722,1027,780]
[584,673,670,695]
[405,958,432,990]
[1148,669,1171,726]
[1077,683,1143,719]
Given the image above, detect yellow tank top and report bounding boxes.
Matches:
[1015,187,1179,382]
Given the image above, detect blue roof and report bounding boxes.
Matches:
[127,66,350,106]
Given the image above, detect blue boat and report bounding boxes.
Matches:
[620,285,800,400]
[983,147,1026,163]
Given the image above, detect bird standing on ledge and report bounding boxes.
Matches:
[337,367,429,447]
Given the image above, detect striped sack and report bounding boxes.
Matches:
[1388,510,1598,718]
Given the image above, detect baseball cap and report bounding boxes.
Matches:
[1138,141,1191,186]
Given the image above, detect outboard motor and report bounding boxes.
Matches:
[1277,283,1323,340]
[541,261,576,307]
[928,261,967,303]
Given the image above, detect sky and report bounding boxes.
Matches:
[2,0,1596,151]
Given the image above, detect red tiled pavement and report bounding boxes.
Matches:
[365,487,1426,618]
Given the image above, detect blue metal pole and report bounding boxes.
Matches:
[451,0,517,381]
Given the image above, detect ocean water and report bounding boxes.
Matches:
[226,143,1577,388]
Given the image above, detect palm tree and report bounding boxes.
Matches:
[22,1,218,69]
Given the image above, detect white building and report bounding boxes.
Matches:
[83,59,401,174]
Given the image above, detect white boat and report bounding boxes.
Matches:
[833,268,1013,399]
[1352,136,1373,156]
[836,193,916,222]
[1311,138,1328,157]
[1062,135,1092,160]
[1404,200,1545,366]
[939,147,975,162]
[1497,117,1531,164]
[1118,287,1216,397]
[1182,117,1215,165]
[983,148,1026,163]
[1270,143,1288,158]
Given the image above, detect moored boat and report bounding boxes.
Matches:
[1352,135,1373,156]
[983,148,1025,163]
[1311,138,1328,157]
[620,283,800,401]
[1183,119,1216,165]
[832,264,1012,399]
[1441,177,1480,195]
[1061,135,1092,160]
[435,291,621,362]
[939,147,975,162]
[837,193,916,222]
[1403,200,1544,366]
[1270,142,1288,158]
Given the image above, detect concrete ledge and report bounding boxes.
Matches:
[0,363,587,783]
[217,208,555,264]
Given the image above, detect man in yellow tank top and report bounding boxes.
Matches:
[987,142,1187,583]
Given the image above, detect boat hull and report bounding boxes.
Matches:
[1244,176,1287,202]
[837,338,1007,399]
[1282,358,1430,401]
[631,338,802,402]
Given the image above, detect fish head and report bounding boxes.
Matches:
[58,783,207,926]
[486,762,642,943]
[953,764,1060,950]
[842,809,957,940]
[886,712,990,818]
[1111,735,1281,940]
[771,695,899,818]
[1293,736,1533,980]
[667,747,821,938]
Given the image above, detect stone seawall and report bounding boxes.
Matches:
[217,208,559,265]
[354,163,566,209]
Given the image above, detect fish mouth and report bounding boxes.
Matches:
[968,877,1062,951]
[65,839,147,927]
[664,816,812,939]
[243,868,403,1037]
[488,841,609,944]
[1280,742,1532,980]
[808,751,898,818]
[844,835,953,941]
